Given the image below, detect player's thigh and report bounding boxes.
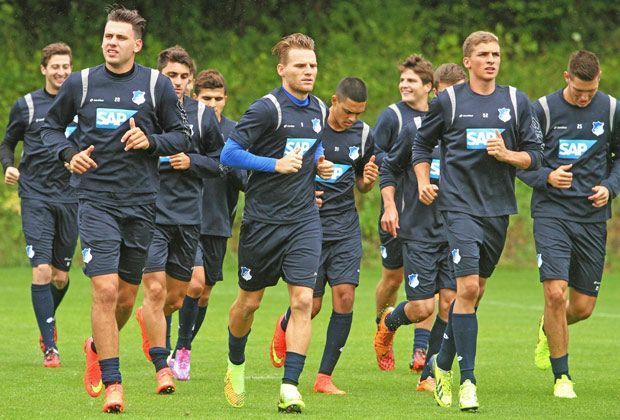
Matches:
[50,202,78,272]
[118,203,156,285]
[165,225,200,282]
[403,240,443,301]
[379,223,402,269]
[324,233,362,290]
[237,220,283,291]
[442,211,483,278]
[199,235,228,286]
[21,198,55,267]
[282,217,322,289]
[143,224,172,276]
[78,199,122,279]
[479,215,509,279]
[534,217,573,283]
[313,241,331,298]
[568,221,606,297]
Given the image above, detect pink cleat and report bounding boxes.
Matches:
[172,348,191,381]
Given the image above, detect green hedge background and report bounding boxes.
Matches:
[1,0,619,266]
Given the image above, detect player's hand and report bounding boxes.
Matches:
[381,204,399,238]
[317,155,334,180]
[419,183,439,205]
[314,190,324,208]
[363,155,379,185]
[121,117,150,151]
[547,164,573,189]
[589,185,610,208]
[4,167,19,185]
[487,130,510,162]
[69,145,97,174]
[275,146,303,174]
[170,152,191,170]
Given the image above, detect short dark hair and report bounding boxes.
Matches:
[568,50,600,81]
[157,46,196,75]
[272,33,315,64]
[106,5,146,39]
[398,54,434,86]
[433,63,467,88]
[41,42,72,67]
[335,77,367,103]
[194,69,228,94]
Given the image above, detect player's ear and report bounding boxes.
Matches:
[40,64,47,76]
[276,63,285,77]
[463,56,470,69]
[331,94,338,106]
[134,38,143,54]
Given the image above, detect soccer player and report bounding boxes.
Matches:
[169,69,245,380]
[41,7,191,413]
[270,77,377,395]
[134,46,222,390]
[518,51,620,398]
[375,64,466,392]
[0,42,76,367]
[412,31,544,411]
[373,54,435,372]
[219,33,333,413]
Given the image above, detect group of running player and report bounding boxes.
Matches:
[2,5,618,415]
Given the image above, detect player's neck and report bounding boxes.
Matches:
[404,98,429,112]
[281,83,310,102]
[327,110,345,132]
[105,58,136,75]
[469,77,496,95]
[44,82,59,96]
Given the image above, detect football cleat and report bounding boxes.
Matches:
[431,355,453,407]
[155,367,176,394]
[416,376,436,393]
[84,337,103,398]
[373,307,395,370]
[278,383,305,413]
[270,314,287,368]
[43,347,61,368]
[535,315,551,370]
[313,373,346,395]
[135,306,151,361]
[172,348,191,381]
[102,383,124,413]
[410,348,427,373]
[224,359,245,408]
[553,375,577,399]
[459,379,479,411]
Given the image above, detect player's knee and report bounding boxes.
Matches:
[336,292,355,313]
[572,303,594,321]
[457,281,479,302]
[92,283,117,307]
[33,264,53,284]
[235,296,261,315]
[544,284,566,309]
[144,281,166,304]
[187,280,204,298]
[290,293,313,316]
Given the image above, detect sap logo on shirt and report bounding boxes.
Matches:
[285,138,317,156]
[430,159,441,180]
[558,139,596,159]
[96,108,137,129]
[316,164,351,183]
[465,128,505,149]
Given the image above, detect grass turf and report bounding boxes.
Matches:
[1,259,619,418]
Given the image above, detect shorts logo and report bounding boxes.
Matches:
[592,121,604,136]
[498,107,511,122]
[537,253,543,268]
[311,118,321,133]
[132,90,146,105]
[558,139,596,159]
[285,138,317,156]
[443,333,449,339]
[25,245,35,259]
[430,159,441,180]
[82,248,93,264]
[96,108,138,129]
[457,355,463,362]
[466,128,505,149]
[380,245,387,259]
[240,266,252,281]
[408,273,420,289]
[188,124,194,137]
[316,164,351,183]
[348,146,360,160]
[64,257,72,268]
[451,248,461,265]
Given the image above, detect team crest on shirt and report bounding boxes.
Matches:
[498,107,511,122]
[82,248,93,264]
[25,245,35,259]
[240,267,252,281]
[592,121,605,136]
[132,90,146,105]
[408,273,420,289]
[451,248,461,265]
[311,118,321,133]
[348,146,360,160]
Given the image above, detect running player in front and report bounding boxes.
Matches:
[219,33,333,413]
[412,31,544,411]
[270,77,378,395]
[518,50,620,398]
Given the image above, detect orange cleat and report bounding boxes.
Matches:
[313,373,346,395]
[155,367,176,394]
[43,348,61,368]
[410,348,427,373]
[416,376,436,392]
[270,314,287,368]
[102,383,124,413]
[135,306,151,361]
[373,307,395,371]
[84,337,103,397]
[39,324,58,353]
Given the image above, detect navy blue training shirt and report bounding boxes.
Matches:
[412,82,544,217]
[517,89,620,222]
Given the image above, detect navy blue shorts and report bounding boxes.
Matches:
[237,218,322,291]
[78,199,155,284]
[534,217,606,297]
[21,199,78,271]
[442,211,509,279]
[314,230,362,297]
[402,240,455,301]
[378,222,402,269]
[144,224,200,282]
[194,235,228,286]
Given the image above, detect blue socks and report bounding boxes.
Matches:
[436,301,457,371]
[414,327,431,352]
[421,315,448,380]
[452,312,478,384]
[283,351,306,385]
[177,296,198,350]
[384,302,413,332]
[228,328,250,365]
[165,315,172,351]
[191,305,208,343]
[551,354,570,380]
[318,311,353,375]
[31,284,55,350]
[50,279,69,314]
[100,357,122,386]
[280,307,292,331]
[149,347,170,372]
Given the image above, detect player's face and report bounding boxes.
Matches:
[563,71,599,108]
[161,62,192,100]
[196,87,227,120]
[277,48,317,96]
[464,42,501,82]
[399,69,432,106]
[101,20,142,70]
[330,95,367,131]
[41,54,71,93]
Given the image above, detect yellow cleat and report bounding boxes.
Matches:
[459,379,479,412]
[431,355,452,407]
[553,375,577,399]
[535,315,551,370]
[278,383,305,413]
[224,359,245,408]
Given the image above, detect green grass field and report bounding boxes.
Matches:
[1,258,620,418]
